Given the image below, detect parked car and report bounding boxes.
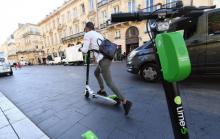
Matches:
[46,55,62,65]
[127,8,220,82]
[0,58,13,76]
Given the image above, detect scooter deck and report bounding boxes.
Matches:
[91,94,118,104]
[85,85,119,104]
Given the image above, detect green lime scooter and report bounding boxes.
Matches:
[111,1,215,139]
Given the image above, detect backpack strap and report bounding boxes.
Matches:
[97,38,103,46]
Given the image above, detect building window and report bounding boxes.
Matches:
[80,4,86,15]
[47,37,49,46]
[53,20,56,29]
[54,33,57,44]
[61,14,65,24]
[75,24,79,33]
[50,22,53,30]
[115,30,121,39]
[73,7,77,18]
[82,21,87,32]
[128,0,135,13]
[67,11,71,20]
[30,28,38,33]
[51,35,55,45]
[146,0,154,12]
[49,37,52,46]
[44,27,46,33]
[69,27,72,36]
[89,0,94,11]
[113,5,120,13]
[166,0,177,8]
[62,30,66,38]
[47,24,50,31]
[101,10,107,24]
[57,17,60,26]
[57,33,60,43]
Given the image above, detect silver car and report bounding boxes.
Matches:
[0,58,13,76]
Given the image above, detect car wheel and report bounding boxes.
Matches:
[9,68,13,76]
[140,64,159,82]
[9,71,13,76]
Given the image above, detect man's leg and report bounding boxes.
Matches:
[99,59,125,100]
[94,65,104,90]
[100,59,132,115]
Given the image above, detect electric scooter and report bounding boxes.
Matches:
[111,1,215,139]
[83,50,120,105]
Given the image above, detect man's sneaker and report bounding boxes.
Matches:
[97,90,107,96]
[123,100,132,116]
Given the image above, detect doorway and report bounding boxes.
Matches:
[126,26,139,55]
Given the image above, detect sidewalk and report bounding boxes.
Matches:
[0,92,49,139]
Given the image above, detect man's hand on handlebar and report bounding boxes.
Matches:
[78,48,82,52]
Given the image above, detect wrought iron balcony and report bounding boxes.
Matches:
[61,32,84,43]
[99,19,112,29]
[97,0,108,8]
[23,31,41,38]
[100,23,107,29]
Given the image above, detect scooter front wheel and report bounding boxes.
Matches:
[84,90,90,98]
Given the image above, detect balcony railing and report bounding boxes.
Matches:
[23,32,41,38]
[99,19,113,29]
[100,23,107,29]
[17,49,44,54]
[97,0,108,8]
[61,32,84,43]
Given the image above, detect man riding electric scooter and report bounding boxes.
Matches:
[79,22,132,115]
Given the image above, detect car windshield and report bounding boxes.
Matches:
[0,58,5,62]
[136,41,152,51]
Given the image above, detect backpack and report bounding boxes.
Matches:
[96,38,117,60]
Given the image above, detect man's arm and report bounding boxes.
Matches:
[80,34,90,53]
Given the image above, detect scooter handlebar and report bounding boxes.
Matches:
[111,5,216,23]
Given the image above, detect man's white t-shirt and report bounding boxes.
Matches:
[80,30,104,63]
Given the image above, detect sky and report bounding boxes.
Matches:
[0,0,65,45]
[0,0,219,45]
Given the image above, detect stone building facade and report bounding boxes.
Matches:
[13,24,44,64]
[39,0,213,60]
[1,0,214,64]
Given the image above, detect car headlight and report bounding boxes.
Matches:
[128,51,138,59]
[156,21,170,32]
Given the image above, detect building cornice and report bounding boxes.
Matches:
[38,0,80,26]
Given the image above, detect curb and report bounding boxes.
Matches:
[0,92,50,139]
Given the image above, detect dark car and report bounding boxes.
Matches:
[127,8,220,82]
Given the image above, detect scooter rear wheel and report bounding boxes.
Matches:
[113,97,121,106]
